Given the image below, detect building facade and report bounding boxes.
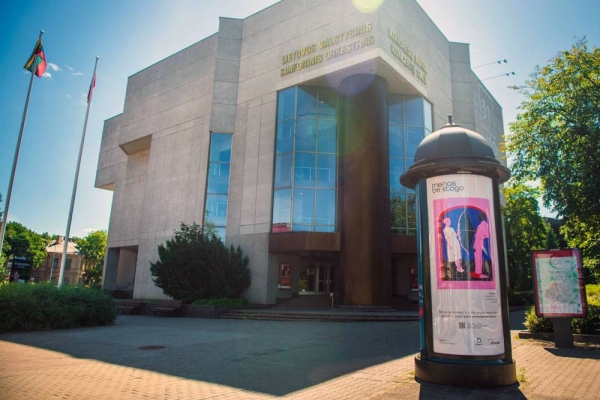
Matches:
[96,0,505,305]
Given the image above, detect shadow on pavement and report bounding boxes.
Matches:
[545,346,600,360]
[1,311,533,397]
[0,316,421,396]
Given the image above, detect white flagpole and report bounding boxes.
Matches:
[0,30,44,268]
[57,56,99,288]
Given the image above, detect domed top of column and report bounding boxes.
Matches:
[400,115,510,188]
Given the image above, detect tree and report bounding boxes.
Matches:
[76,230,107,287]
[2,222,49,268]
[502,184,547,289]
[150,223,251,302]
[506,39,600,282]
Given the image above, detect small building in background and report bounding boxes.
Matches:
[30,236,91,286]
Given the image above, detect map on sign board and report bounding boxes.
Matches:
[532,249,586,318]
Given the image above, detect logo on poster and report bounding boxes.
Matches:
[431,180,464,193]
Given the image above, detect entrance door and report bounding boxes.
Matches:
[300,263,334,293]
[317,264,335,293]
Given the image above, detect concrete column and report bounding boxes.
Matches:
[339,74,391,305]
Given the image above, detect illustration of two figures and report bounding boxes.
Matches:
[442,208,491,281]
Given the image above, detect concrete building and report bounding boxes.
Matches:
[96,0,505,306]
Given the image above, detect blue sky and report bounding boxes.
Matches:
[0,0,598,238]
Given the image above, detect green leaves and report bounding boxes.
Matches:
[506,39,600,282]
[150,223,251,302]
[503,183,548,289]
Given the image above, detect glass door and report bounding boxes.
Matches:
[317,264,335,293]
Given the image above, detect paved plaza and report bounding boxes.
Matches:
[1,311,599,399]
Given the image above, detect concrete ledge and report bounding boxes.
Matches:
[518,331,600,344]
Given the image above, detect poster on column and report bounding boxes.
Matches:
[426,174,504,356]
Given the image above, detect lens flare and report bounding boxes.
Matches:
[352,0,384,13]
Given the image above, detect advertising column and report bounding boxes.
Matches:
[426,174,504,356]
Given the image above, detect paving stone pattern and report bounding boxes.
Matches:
[1,312,599,399]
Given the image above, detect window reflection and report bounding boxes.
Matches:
[389,96,432,236]
[205,133,232,240]
[273,86,338,233]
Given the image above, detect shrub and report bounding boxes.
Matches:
[0,282,116,333]
[150,223,251,303]
[191,298,250,306]
[524,306,554,333]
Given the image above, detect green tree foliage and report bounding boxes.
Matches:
[506,39,600,282]
[75,230,107,264]
[2,222,49,267]
[75,230,107,287]
[545,225,560,250]
[150,223,251,302]
[503,184,547,289]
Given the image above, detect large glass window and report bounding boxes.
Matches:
[204,133,232,241]
[272,86,338,233]
[389,95,432,235]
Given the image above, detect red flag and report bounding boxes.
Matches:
[24,38,47,77]
[87,71,96,104]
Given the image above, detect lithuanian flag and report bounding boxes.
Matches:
[24,38,46,77]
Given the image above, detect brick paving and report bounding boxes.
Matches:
[1,311,599,399]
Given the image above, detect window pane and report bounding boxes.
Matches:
[274,153,293,189]
[205,194,228,226]
[294,152,315,187]
[278,87,296,121]
[276,120,294,154]
[407,191,417,230]
[207,162,230,194]
[293,224,313,232]
[297,87,318,118]
[389,157,405,192]
[390,192,407,231]
[389,125,404,158]
[317,120,337,153]
[293,188,314,226]
[316,189,336,226]
[318,88,337,119]
[404,96,424,126]
[315,225,335,232]
[272,189,291,232]
[388,95,403,125]
[316,154,336,188]
[296,119,317,152]
[213,227,226,241]
[209,133,232,162]
[406,126,424,157]
[423,99,433,132]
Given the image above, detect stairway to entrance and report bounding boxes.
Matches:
[275,294,332,309]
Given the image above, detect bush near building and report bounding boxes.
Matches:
[0,283,116,333]
[150,223,251,303]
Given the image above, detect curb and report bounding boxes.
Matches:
[518,331,600,344]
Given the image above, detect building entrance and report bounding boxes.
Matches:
[299,264,335,294]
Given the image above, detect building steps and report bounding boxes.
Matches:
[275,294,332,309]
[219,309,419,322]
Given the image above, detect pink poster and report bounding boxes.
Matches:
[433,197,495,290]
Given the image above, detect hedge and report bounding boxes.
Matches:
[0,282,116,333]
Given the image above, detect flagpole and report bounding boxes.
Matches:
[57,56,99,288]
[0,30,44,271]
